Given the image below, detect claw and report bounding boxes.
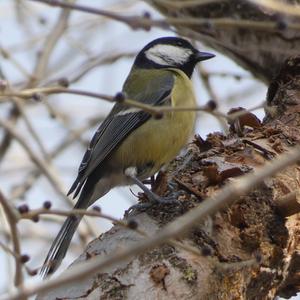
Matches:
[125,202,153,217]
[125,191,183,217]
[124,172,184,217]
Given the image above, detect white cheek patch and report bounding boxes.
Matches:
[145,44,192,66]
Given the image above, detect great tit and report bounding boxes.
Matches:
[40,36,215,277]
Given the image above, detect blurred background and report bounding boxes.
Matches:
[0,0,270,295]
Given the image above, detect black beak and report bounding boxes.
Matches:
[194,51,215,61]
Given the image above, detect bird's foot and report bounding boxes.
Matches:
[124,172,183,217]
[125,191,183,217]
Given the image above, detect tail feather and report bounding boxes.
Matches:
[40,181,94,278]
[41,174,111,278]
[40,214,81,278]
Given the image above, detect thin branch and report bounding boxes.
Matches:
[248,0,300,17]
[0,240,20,262]
[29,0,300,32]
[63,52,135,85]
[0,105,19,165]
[196,63,229,132]
[32,1,72,83]
[0,115,99,240]
[0,117,69,202]
[12,97,50,160]
[0,190,23,287]
[0,86,226,119]
[21,208,127,227]
[10,115,101,200]
[0,85,265,123]
[152,0,222,8]
[24,208,205,271]
[0,47,32,79]
[0,0,71,171]
[29,0,154,30]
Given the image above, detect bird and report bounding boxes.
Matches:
[40,36,215,277]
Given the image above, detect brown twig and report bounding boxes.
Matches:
[196,63,229,132]
[65,52,135,85]
[29,0,300,32]
[31,2,72,83]
[0,118,69,201]
[21,208,126,227]
[0,47,32,79]
[0,85,266,124]
[11,97,50,160]
[10,115,102,200]
[248,0,300,16]
[0,190,23,286]
[0,0,71,172]
[152,0,222,8]
[0,86,227,119]
[0,116,99,240]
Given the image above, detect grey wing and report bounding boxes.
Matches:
[68,73,174,198]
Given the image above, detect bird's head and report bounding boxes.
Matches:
[134,37,215,77]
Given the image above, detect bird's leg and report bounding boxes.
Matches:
[130,175,166,203]
[150,175,156,188]
[124,168,182,216]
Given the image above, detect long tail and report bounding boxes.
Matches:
[40,213,81,277]
[40,182,94,278]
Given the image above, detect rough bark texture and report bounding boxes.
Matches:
[38,57,300,300]
[148,0,300,83]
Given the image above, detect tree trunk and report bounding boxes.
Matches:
[38,56,300,299]
[147,0,300,83]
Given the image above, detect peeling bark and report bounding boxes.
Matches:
[38,57,300,299]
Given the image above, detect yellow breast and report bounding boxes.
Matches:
[113,69,196,178]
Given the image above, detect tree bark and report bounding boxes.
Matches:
[147,0,300,83]
[38,56,300,300]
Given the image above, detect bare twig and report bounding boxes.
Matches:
[65,52,135,84]
[0,190,23,286]
[0,115,99,240]
[196,63,229,132]
[21,208,126,227]
[0,240,20,261]
[0,85,266,125]
[32,2,72,83]
[12,97,50,160]
[248,0,300,17]
[0,86,226,119]
[0,47,32,79]
[10,115,102,200]
[152,0,222,8]
[29,0,300,32]
[0,118,68,201]
[0,0,71,171]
